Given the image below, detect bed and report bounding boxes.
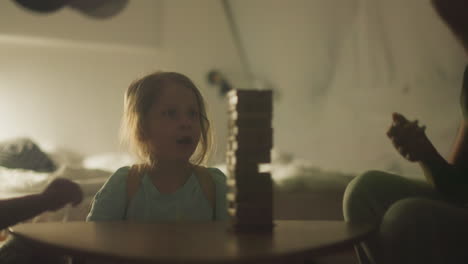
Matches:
[0,137,357,220]
[0,138,135,244]
[0,137,357,262]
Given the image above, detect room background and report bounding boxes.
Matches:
[0,0,466,180]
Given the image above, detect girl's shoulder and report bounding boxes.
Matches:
[104,166,131,186]
[113,166,132,178]
[205,167,227,184]
[93,166,131,199]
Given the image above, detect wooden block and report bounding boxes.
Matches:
[226,162,270,175]
[226,150,271,164]
[228,207,236,218]
[235,204,273,225]
[229,127,272,138]
[228,167,272,179]
[229,93,271,105]
[227,189,273,204]
[226,164,260,179]
[226,178,236,187]
[228,99,272,113]
[233,173,273,193]
[227,147,272,156]
[227,137,271,153]
[228,142,272,154]
[226,138,237,153]
[235,203,273,212]
[228,135,273,153]
[235,212,273,221]
[234,189,273,204]
[228,138,273,152]
[226,160,258,170]
[229,127,273,147]
[227,192,235,202]
[226,89,238,100]
[228,90,273,103]
[228,118,272,130]
[229,111,272,122]
[225,162,255,173]
[226,162,270,176]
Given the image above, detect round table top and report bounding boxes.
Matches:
[10,220,375,264]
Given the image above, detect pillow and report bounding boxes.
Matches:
[46,147,84,168]
[83,152,135,172]
[0,138,56,172]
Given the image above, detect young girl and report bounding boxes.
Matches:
[87,71,228,222]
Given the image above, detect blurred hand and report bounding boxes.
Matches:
[387,113,437,162]
[41,178,83,211]
[460,66,468,120]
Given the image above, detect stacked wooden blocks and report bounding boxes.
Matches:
[226,89,274,232]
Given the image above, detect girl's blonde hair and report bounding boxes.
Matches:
[120,71,214,166]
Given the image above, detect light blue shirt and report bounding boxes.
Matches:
[87,166,229,222]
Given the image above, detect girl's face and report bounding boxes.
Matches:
[145,83,202,162]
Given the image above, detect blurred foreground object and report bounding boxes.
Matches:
[13,0,128,19]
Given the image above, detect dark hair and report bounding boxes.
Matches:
[432,0,468,47]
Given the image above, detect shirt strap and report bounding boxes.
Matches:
[193,165,216,218]
[124,164,143,219]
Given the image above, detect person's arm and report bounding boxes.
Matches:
[448,120,468,166]
[0,194,53,230]
[387,113,468,203]
[420,66,468,203]
[390,124,468,203]
[0,178,83,230]
[418,138,468,203]
[450,65,468,167]
[405,0,468,202]
[398,65,468,203]
[387,114,468,203]
[418,66,468,202]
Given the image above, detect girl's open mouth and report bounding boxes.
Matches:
[176,136,193,145]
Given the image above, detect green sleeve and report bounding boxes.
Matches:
[86,166,129,221]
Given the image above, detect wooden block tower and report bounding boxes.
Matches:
[226,89,274,232]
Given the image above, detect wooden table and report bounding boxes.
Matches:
[9,220,375,264]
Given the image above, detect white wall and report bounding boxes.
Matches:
[0,0,466,178]
[0,0,244,163]
[0,0,163,48]
[229,0,466,178]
